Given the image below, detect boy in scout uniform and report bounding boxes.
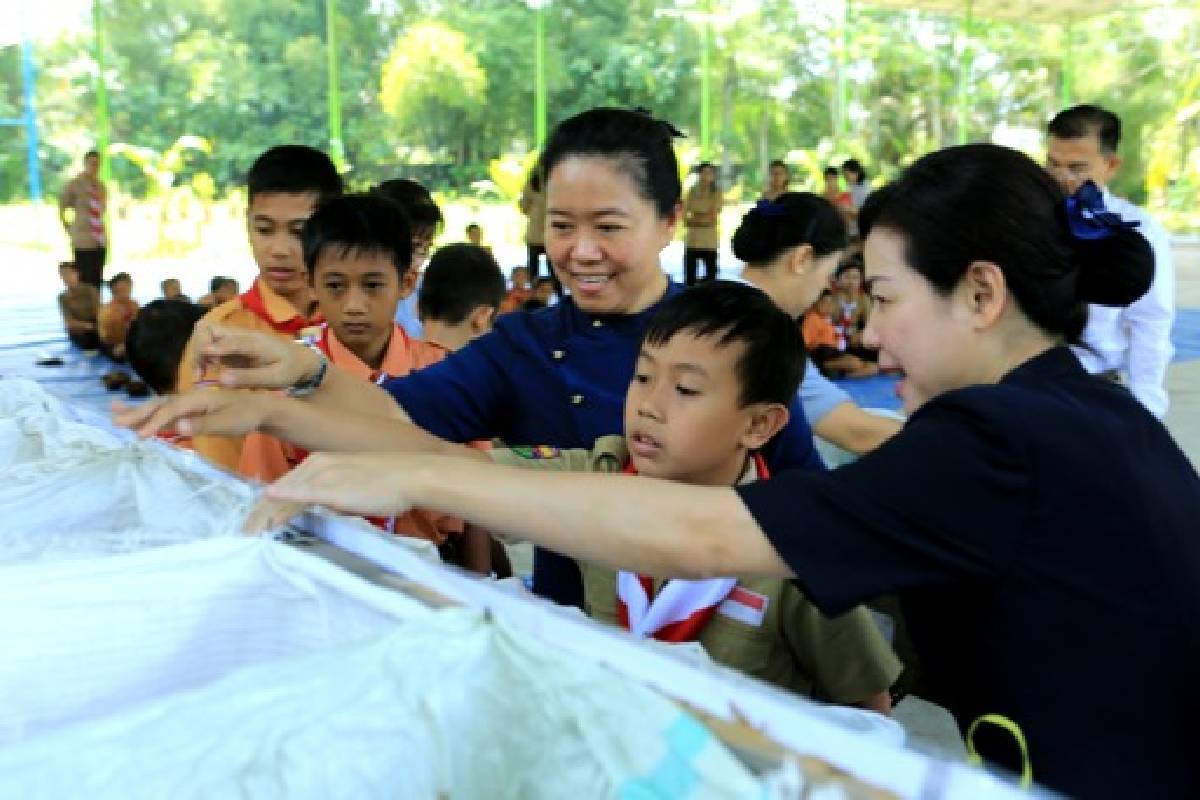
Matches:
[488,283,898,711]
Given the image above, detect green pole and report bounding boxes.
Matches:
[1060,16,1074,108]
[535,3,547,149]
[700,2,712,158]
[91,0,111,182]
[836,0,850,153]
[325,0,346,171]
[956,0,973,145]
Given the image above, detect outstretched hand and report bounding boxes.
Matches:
[189,322,320,391]
[112,386,271,440]
[242,452,424,535]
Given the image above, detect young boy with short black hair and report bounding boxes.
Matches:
[177,144,343,469]
[237,193,479,559]
[486,282,898,709]
[418,244,506,352]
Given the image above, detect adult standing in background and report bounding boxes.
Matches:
[1046,104,1176,418]
[682,162,723,285]
[519,156,559,296]
[761,159,790,201]
[59,150,107,290]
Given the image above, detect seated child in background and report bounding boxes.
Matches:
[464,222,492,253]
[160,278,192,304]
[98,272,139,361]
[197,276,238,311]
[57,261,100,351]
[499,265,533,314]
[418,243,506,352]
[237,193,488,572]
[126,300,204,445]
[803,290,878,379]
[832,259,876,362]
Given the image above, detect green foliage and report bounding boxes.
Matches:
[3,0,1197,231]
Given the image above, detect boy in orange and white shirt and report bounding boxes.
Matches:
[176,145,343,470]
[238,194,480,555]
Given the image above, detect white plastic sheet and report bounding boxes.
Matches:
[0,538,772,800]
[0,379,255,563]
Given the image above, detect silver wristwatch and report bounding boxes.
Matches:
[285,346,329,398]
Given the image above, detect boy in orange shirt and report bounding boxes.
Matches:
[802,290,877,379]
[238,194,478,555]
[98,272,139,361]
[176,145,343,470]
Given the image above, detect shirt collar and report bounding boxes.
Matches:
[563,278,682,331]
[323,323,415,381]
[1000,346,1085,386]
[242,278,319,330]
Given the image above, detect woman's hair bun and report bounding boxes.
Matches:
[1069,224,1154,307]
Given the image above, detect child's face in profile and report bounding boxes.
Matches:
[624,332,775,486]
[511,268,530,288]
[247,192,318,300]
[111,280,133,301]
[313,249,415,360]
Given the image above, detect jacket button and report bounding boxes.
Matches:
[552,350,565,360]
[571,394,584,405]
[592,319,603,328]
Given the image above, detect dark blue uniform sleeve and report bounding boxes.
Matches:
[381,330,517,443]
[737,394,1031,616]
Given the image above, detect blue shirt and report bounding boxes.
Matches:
[738,347,1200,797]
[384,281,824,606]
[394,275,423,339]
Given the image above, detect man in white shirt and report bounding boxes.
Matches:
[1046,104,1175,418]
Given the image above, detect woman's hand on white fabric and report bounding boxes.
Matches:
[242,453,421,535]
[112,386,271,439]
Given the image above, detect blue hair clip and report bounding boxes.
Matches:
[754,199,787,217]
[1064,181,1139,241]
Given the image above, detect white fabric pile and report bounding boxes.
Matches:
[0,379,255,564]
[0,538,774,799]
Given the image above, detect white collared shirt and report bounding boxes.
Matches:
[1069,189,1175,418]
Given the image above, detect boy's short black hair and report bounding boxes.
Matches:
[209,275,231,292]
[644,281,804,407]
[465,222,481,233]
[58,261,77,272]
[161,277,180,289]
[303,193,413,279]
[1047,105,1121,155]
[824,166,840,178]
[126,300,204,395]
[520,297,547,312]
[418,244,506,324]
[108,272,132,288]
[246,145,343,202]
[371,179,444,234]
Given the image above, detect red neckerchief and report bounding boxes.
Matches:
[238,281,321,337]
[615,454,768,642]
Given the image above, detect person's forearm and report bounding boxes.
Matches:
[302,361,412,422]
[814,403,902,456]
[410,458,792,579]
[260,394,467,456]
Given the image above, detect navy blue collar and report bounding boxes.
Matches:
[1001,346,1086,385]
[559,279,683,331]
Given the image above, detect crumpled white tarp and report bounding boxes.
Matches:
[0,537,777,800]
[0,378,255,563]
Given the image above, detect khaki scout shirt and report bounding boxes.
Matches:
[683,186,722,251]
[59,173,106,249]
[487,436,901,703]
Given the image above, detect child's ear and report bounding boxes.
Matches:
[740,403,790,451]
[469,305,496,334]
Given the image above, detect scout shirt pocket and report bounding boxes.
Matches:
[696,581,780,679]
